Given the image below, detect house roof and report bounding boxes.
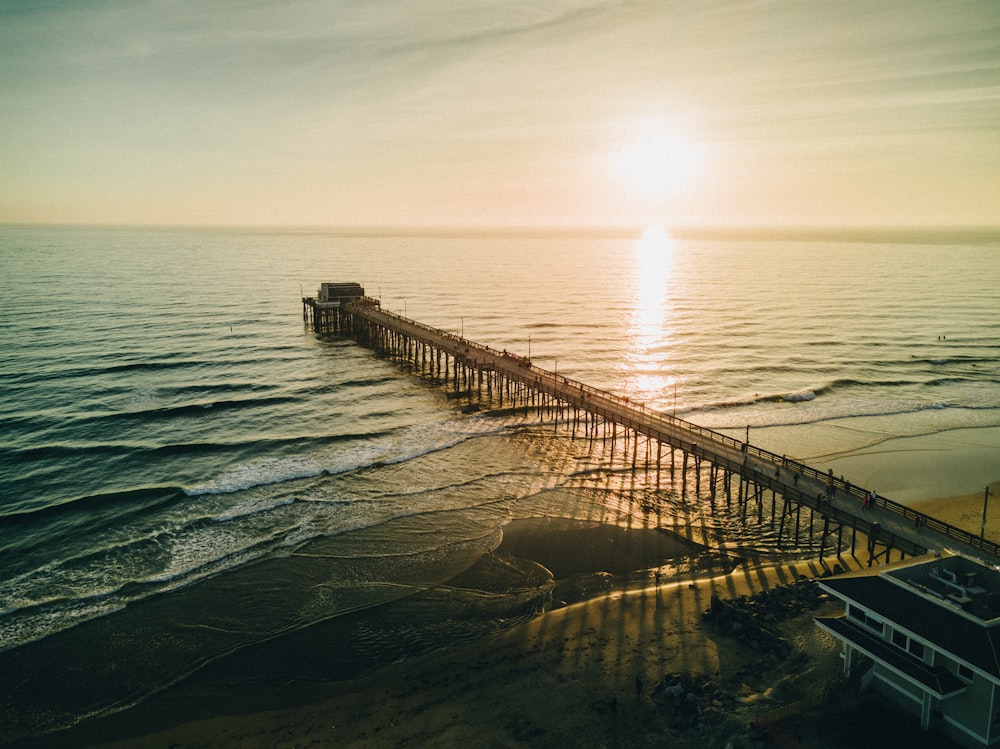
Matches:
[820,574,1000,679]
[816,616,967,697]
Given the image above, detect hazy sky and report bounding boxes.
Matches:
[2,0,998,228]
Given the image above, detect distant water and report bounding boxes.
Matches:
[1,225,999,742]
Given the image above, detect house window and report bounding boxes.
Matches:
[848,605,883,634]
[958,664,974,682]
[890,629,928,662]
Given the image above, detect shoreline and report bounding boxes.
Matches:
[23,482,1000,749]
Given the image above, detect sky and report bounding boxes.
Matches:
[1,0,999,229]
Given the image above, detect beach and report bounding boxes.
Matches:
[39,484,993,749]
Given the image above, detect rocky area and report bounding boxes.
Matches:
[703,575,830,656]
[692,575,960,749]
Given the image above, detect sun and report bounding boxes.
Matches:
[613,123,704,205]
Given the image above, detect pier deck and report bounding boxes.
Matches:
[304,293,1000,566]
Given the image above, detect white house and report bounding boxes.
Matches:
[816,553,1000,747]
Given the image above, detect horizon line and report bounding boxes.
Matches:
[2,221,1000,242]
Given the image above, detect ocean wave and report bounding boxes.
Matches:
[917,354,1000,366]
[182,454,328,496]
[5,442,137,461]
[0,485,184,530]
[2,487,336,600]
[0,433,391,470]
[690,374,979,414]
[182,418,497,497]
[115,395,299,418]
[0,525,299,653]
[705,401,1000,432]
[146,431,389,457]
[0,597,127,654]
[695,387,825,411]
[316,374,401,390]
[926,375,1000,387]
[0,358,204,385]
[102,354,300,375]
[210,495,297,523]
[167,381,280,396]
[778,389,816,403]
[0,351,317,388]
[0,489,507,655]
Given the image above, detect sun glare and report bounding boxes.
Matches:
[620,225,680,408]
[613,124,703,205]
[634,225,672,332]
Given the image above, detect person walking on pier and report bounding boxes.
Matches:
[861,491,876,512]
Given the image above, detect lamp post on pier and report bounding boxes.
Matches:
[982,485,991,540]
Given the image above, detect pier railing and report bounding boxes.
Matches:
[342,299,1000,559]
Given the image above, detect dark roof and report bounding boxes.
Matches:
[320,282,364,297]
[820,574,1000,679]
[816,616,967,697]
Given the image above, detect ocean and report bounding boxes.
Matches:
[1,224,999,743]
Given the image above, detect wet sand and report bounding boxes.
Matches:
[911,479,1000,540]
[818,426,1000,504]
[31,484,1000,749]
[70,553,831,746]
[81,562,840,749]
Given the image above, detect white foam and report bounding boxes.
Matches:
[782,389,816,402]
[182,416,498,497]
[183,455,323,495]
[212,495,296,522]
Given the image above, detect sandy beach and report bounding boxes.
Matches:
[30,483,1000,749]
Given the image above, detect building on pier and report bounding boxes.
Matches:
[302,282,371,333]
[317,282,365,306]
[816,553,1000,746]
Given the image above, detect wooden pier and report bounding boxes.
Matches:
[304,290,1000,567]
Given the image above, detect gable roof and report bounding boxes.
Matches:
[820,574,1000,679]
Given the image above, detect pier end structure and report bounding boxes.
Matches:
[302,281,368,333]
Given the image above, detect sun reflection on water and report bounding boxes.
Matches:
[622,225,681,410]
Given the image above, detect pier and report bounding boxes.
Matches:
[304,287,1000,568]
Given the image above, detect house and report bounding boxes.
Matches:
[816,553,1000,747]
